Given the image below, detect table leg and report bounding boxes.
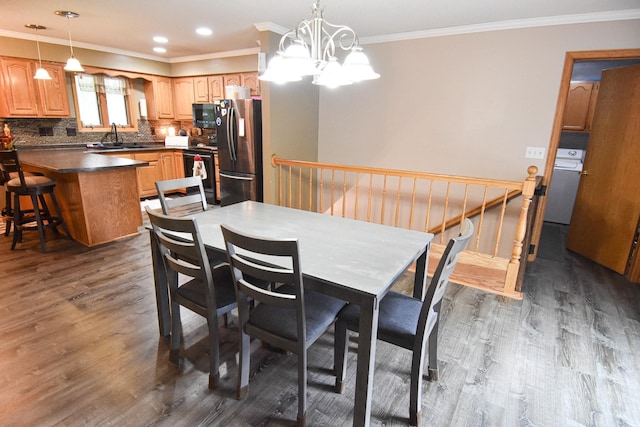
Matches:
[149,230,171,337]
[353,297,379,427]
[413,245,429,300]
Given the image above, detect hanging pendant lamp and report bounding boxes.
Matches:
[25,24,52,80]
[55,10,84,72]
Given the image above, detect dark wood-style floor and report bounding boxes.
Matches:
[1,216,639,426]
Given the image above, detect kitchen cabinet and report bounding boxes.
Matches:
[173,77,195,120]
[223,74,241,88]
[160,151,184,181]
[144,76,174,119]
[104,150,185,198]
[562,81,600,132]
[241,72,261,97]
[194,75,225,102]
[0,57,70,118]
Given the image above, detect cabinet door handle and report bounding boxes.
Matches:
[580,170,589,176]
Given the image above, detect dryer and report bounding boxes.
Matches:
[544,149,584,225]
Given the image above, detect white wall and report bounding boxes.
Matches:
[318,20,640,181]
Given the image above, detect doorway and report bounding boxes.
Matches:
[529,49,640,281]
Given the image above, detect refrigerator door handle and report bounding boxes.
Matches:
[228,105,238,162]
[220,172,254,181]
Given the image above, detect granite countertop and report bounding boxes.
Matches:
[17,150,149,173]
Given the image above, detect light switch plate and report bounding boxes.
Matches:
[525,146,546,159]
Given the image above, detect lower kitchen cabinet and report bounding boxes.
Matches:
[104,150,185,198]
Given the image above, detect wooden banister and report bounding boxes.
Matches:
[271,154,540,299]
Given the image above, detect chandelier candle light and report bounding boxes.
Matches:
[56,10,84,72]
[26,24,52,80]
[259,0,380,87]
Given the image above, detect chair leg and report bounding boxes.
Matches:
[236,327,250,400]
[334,320,348,394]
[169,302,182,363]
[297,349,308,427]
[31,195,47,252]
[207,314,220,389]
[410,344,426,427]
[426,322,439,381]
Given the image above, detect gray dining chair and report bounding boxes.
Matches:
[334,218,474,427]
[221,224,346,427]
[145,206,236,389]
[155,176,208,216]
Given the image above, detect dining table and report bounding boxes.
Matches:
[148,200,433,427]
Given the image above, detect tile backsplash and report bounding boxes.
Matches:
[2,117,172,147]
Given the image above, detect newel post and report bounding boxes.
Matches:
[504,166,538,296]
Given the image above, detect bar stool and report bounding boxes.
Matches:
[0,150,69,252]
[2,170,42,236]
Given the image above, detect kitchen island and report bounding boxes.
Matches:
[17,150,149,247]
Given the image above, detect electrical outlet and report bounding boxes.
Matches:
[525,146,545,159]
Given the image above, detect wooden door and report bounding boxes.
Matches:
[566,65,640,277]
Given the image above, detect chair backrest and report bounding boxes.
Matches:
[417,218,474,342]
[155,176,208,216]
[220,224,306,340]
[145,205,215,306]
[0,150,26,189]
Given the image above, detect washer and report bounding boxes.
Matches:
[544,149,584,225]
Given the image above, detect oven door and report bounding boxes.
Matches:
[183,151,217,205]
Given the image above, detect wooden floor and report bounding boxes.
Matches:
[1,217,639,426]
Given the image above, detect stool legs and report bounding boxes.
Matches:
[11,193,21,250]
[3,188,11,236]
[9,191,69,252]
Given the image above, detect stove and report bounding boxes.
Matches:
[183,145,218,204]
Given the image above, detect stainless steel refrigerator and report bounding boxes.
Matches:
[215,99,263,206]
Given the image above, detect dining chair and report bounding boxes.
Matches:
[221,224,346,427]
[155,176,208,216]
[145,205,237,389]
[334,218,474,427]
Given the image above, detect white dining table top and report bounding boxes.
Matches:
[191,201,433,299]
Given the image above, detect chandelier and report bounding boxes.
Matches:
[259,1,380,87]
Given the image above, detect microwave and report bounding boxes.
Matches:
[192,103,217,129]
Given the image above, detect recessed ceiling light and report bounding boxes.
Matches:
[196,27,212,36]
[153,47,167,53]
[153,36,168,43]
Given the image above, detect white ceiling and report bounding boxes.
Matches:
[1,0,638,62]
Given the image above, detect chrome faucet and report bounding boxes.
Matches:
[111,123,121,145]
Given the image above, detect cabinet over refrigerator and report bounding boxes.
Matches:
[214,99,263,206]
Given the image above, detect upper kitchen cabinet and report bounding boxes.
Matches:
[193,75,224,103]
[173,77,195,120]
[223,74,241,88]
[241,72,260,97]
[562,81,600,132]
[144,76,174,119]
[0,57,70,118]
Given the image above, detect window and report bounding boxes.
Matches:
[73,74,136,132]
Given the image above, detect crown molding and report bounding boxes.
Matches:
[359,9,640,45]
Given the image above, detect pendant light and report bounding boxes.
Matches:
[25,24,52,80]
[55,10,84,72]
